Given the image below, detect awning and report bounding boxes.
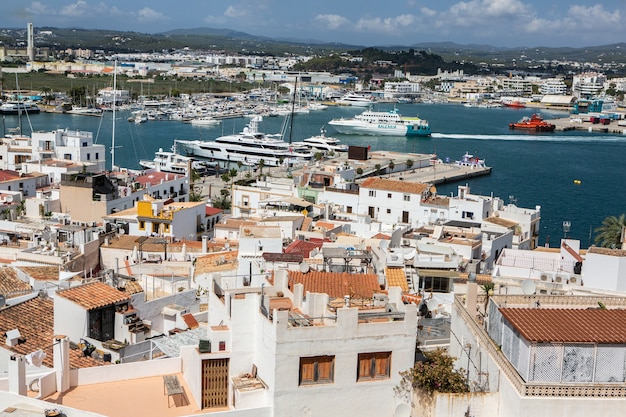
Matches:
[162,304,186,316]
[417,269,459,278]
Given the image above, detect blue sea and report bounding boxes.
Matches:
[3,103,625,248]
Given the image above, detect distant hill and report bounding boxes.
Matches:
[1,26,624,67]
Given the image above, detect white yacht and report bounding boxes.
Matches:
[139,148,206,175]
[0,101,41,115]
[335,93,374,107]
[174,116,313,167]
[328,107,431,137]
[189,116,221,126]
[294,128,348,153]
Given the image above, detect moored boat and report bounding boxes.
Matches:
[456,152,487,168]
[0,101,41,115]
[328,107,431,137]
[139,148,206,175]
[509,114,556,131]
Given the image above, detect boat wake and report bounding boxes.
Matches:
[432,133,626,143]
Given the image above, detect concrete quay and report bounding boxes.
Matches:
[195,150,492,202]
[549,116,626,134]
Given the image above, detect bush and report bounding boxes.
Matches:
[396,348,468,398]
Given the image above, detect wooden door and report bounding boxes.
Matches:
[201,358,229,409]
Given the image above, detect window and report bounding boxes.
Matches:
[299,356,334,385]
[138,221,145,230]
[164,224,170,233]
[403,194,410,201]
[86,153,91,161]
[152,223,159,233]
[387,193,392,199]
[88,306,115,341]
[357,352,391,381]
[96,152,99,159]
[386,209,391,214]
[368,190,375,197]
[64,153,72,160]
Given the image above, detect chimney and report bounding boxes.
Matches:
[8,355,26,395]
[54,335,70,393]
[202,235,208,254]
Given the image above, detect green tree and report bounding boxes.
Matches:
[374,163,382,176]
[356,167,364,176]
[388,160,395,173]
[594,214,626,248]
[314,152,323,161]
[257,159,265,176]
[395,348,469,400]
[229,168,238,182]
[406,159,414,169]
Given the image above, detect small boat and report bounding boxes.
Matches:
[456,152,487,168]
[502,99,527,108]
[294,128,348,153]
[139,148,207,175]
[509,114,555,132]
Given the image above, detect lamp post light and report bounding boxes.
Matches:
[563,221,571,239]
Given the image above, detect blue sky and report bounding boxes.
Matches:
[1,0,624,48]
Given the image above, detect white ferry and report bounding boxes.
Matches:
[174,116,313,167]
[328,108,431,137]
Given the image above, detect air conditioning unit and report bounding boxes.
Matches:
[540,274,548,281]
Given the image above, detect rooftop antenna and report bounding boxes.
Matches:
[563,221,571,239]
[509,195,517,205]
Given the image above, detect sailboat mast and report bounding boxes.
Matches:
[288,75,297,145]
[111,60,117,171]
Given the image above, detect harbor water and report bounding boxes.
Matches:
[3,103,625,248]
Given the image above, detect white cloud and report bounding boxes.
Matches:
[25,1,51,15]
[136,7,166,23]
[59,0,90,17]
[315,14,351,30]
[421,8,437,17]
[355,14,416,33]
[225,6,248,18]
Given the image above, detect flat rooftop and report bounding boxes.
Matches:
[43,373,216,417]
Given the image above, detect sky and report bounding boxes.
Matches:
[1,0,624,48]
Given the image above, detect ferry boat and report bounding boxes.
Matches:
[328,108,431,137]
[174,116,313,167]
[335,93,374,107]
[139,148,207,175]
[0,101,41,115]
[508,114,556,131]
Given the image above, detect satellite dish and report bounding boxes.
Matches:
[0,294,5,308]
[299,261,310,273]
[394,404,411,417]
[522,280,537,295]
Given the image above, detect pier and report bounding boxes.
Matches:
[550,116,626,134]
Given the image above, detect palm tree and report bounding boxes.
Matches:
[594,214,626,248]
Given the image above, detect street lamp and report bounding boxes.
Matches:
[563,221,571,239]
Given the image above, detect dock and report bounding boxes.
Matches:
[550,116,626,134]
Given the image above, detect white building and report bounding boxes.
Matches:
[539,78,568,95]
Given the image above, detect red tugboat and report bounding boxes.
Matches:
[509,114,556,131]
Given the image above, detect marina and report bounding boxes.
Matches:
[2,102,625,247]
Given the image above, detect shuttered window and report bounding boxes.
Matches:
[357,352,391,381]
[299,356,335,385]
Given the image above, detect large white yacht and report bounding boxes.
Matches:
[0,101,41,115]
[139,148,206,175]
[174,116,313,167]
[328,107,431,137]
[293,128,348,153]
[335,93,374,107]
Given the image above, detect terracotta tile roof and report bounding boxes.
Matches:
[0,267,32,298]
[315,221,339,230]
[373,233,391,240]
[194,251,239,276]
[360,177,429,195]
[182,313,199,329]
[0,297,101,368]
[135,171,183,187]
[262,252,304,263]
[499,308,626,344]
[284,239,323,257]
[57,282,130,310]
[205,206,223,216]
[121,280,144,295]
[385,267,408,292]
[288,271,381,299]
[17,266,59,281]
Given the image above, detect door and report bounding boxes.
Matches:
[201,358,229,409]
[402,211,409,223]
